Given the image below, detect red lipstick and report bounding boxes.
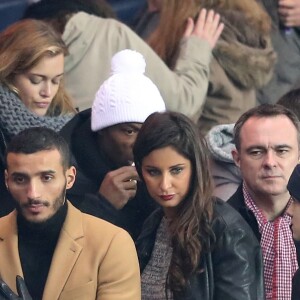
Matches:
[160,194,174,201]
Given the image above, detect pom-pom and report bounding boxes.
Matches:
[111,49,146,75]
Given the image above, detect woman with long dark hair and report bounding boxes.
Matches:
[133,111,265,299]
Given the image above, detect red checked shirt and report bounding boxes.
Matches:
[243,184,298,300]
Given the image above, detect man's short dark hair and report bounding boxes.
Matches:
[6,127,71,170]
[234,104,300,151]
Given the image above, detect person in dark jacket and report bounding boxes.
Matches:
[133,111,265,299]
[256,0,300,105]
[228,104,300,300]
[60,49,165,240]
[287,164,300,300]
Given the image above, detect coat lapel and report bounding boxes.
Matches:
[42,202,84,300]
[0,211,23,293]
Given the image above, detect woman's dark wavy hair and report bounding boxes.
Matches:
[133,111,215,297]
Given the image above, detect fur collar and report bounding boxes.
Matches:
[213,10,277,88]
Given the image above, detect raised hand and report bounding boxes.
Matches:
[184,8,224,49]
[99,166,139,210]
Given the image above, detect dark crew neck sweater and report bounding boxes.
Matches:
[17,202,67,300]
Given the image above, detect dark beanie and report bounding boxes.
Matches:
[288,164,300,201]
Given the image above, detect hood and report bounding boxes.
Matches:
[213,10,277,89]
[63,12,108,73]
[60,109,112,181]
[206,123,235,163]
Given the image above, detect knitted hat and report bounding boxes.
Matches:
[287,164,300,201]
[91,49,166,131]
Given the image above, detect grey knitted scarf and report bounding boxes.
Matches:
[0,84,74,138]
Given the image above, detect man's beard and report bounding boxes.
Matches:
[12,182,67,224]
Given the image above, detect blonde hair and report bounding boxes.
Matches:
[0,19,76,116]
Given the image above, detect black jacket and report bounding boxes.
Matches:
[0,128,16,216]
[60,109,157,240]
[228,184,300,262]
[136,199,265,300]
[256,0,300,105]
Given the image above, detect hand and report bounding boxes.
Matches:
[0,276,32,300]
[184,8,224,49]
[99,166,139,210]
[278,0,300,27]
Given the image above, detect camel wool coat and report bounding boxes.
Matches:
[0,202,141,300]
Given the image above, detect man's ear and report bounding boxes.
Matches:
[232,148,241,168]
[66,166,76,189]
[4,170,8,189]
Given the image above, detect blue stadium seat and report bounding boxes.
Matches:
[0,0,28,31]
[107,0,146,26]
[0,0,146,32]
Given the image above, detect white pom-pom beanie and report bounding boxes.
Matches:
[91,49,166,132]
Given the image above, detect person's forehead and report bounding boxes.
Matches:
[240,116,298,144]
[7,149,63,171]
[242,115,296,128]
[28,53,64,73]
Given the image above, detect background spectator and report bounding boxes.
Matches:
[256,0,300,105]
[24,0,223,121]
[135,0,276,134]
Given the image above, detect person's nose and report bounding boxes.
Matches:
[130,136,138,149]
[40,82,52,98]
[263,150,277,168]
[26,180,41,199]
[159,173,172,192]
